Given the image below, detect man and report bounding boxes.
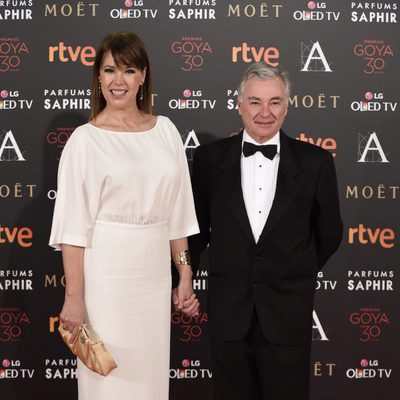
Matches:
[189,63,343,400]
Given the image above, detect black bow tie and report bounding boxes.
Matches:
[243,142,277,160]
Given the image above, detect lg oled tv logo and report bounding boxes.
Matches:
[346,359,392,379]
[0,89,33,110]
[351,91,397,112]
[170,358,212,379]
[169,89,216,110]
[110,0,158,19]
[0,358,34,379]
[293,1,340,21]
[316,271,337,291]
[48,42,96,66]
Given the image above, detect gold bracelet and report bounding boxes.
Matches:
[174,250,191,265]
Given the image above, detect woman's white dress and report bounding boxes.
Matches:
[49,116,199,400]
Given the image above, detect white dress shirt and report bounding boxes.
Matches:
[241,130,281,243]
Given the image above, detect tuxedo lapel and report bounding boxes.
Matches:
[257,131,301,247]
[216,132,255,245]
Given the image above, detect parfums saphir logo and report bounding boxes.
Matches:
[169,0,216,19]
[0,0,33,20]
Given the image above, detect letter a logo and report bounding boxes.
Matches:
[312,310,329,341]
[301,41,333,72]
[182,129,200,161]
[0,130,26,161]
[358,132,389,163]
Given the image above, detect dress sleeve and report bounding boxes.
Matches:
[167,121,200,240]
[49,128,99,249]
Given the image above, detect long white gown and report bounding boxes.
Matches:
[49,116,199,400]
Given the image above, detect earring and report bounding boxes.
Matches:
[98,81,102,98]
[139,84,144,101]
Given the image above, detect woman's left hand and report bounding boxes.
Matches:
[172,279,200,317]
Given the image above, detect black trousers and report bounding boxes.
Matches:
[210,311,311,400]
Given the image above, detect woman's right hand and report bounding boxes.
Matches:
[59,295,86,344]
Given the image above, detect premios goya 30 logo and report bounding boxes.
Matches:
[0,37,29,72]
[353,40,394,74]
[0,307,30,343]
[349,308,389,342]
[171,37,212,72]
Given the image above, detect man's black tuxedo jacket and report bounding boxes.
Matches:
[189,131,343,345]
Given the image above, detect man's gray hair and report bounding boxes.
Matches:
[237,62,291,101]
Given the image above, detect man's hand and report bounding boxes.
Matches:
[172,279,200,317]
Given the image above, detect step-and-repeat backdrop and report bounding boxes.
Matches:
[1,1,399,399]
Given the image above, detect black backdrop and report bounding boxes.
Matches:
[1,1,399,399]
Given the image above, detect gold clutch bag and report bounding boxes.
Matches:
[58,322,117,376]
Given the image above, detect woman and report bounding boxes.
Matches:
[49,32,200,400]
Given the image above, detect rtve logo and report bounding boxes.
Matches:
[0,225,32,247]
[48,42,96,66]
[348,224,395,249]
[232,43,279,66]
[296,133,337,157]
[49,316,60,332]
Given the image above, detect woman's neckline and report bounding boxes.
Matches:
[88,115,159,135]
